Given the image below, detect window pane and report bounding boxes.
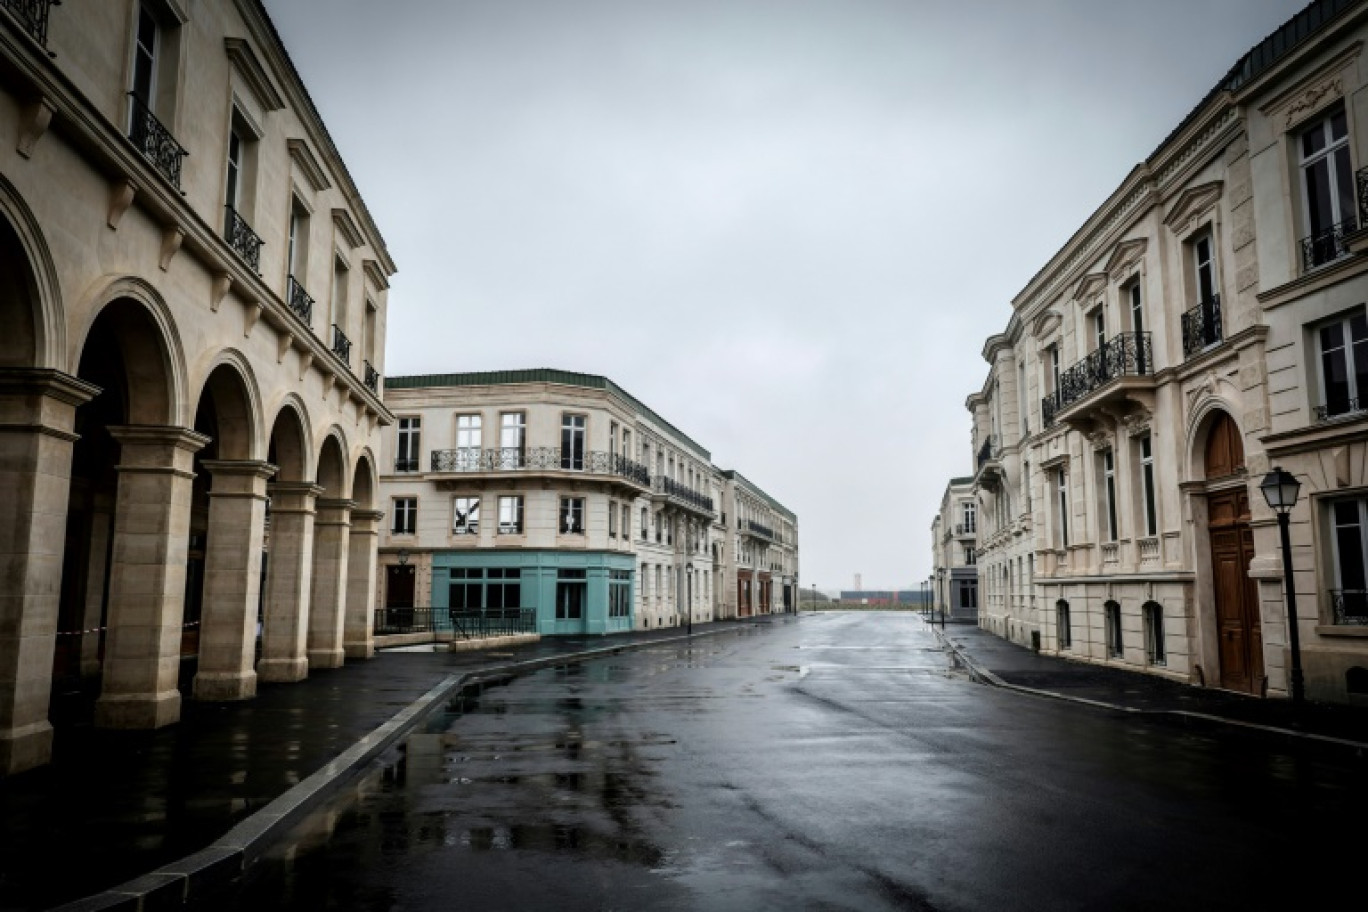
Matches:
[1331,109,1348,141]
[1334,145,1355,226]
[1306,158,1333,235]
[1336,522,1367,591]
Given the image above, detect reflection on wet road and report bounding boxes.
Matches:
[235,613,1366,911]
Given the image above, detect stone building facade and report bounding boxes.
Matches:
[378,371,798,636]
[958,0,1368,704]
[931,477,978,622]
[719,470,799,617]
[0,0,395,775]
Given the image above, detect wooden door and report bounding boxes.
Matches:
[1207,490,1264,693]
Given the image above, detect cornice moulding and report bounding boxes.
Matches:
[287,138,331,192]
[224,37,285,112]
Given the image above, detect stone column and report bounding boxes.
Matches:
[78,500,114,677]
[343,509,382,659]
[192,460,276,701]
[95,425,208,730]
[258,482,321,683]
[0,369,98,775]
[308,498,354,669]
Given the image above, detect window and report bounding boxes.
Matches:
[964,546,976,566]
[396,417,420,472]
[392,497,416,535]
[959,579,977,610]
[131,7,158,110]
[1193,234,1216,304]
[655,565,662,601]
[497,495,523,534]
[455,414,482,470]
[1139,434,1157,537]
[640,507,648,540]
[609,499,618,538]
[962,501,976,534]
[1143,602,1165,666]
[498,412,525,468]
[452,497,479,535]
[561,414,586,470]
[287,201,309,287]
[609,570,632,618]
[560,497,585,534]
[1300,106,1355,269]
[610,421,618,458]
[1050,345,1061,395]
[1317,311,1368,418]
[1329,497,1368,623]
[622,504,631,540]
[1101,449,1117,542]
[1092,308,1106,352]
[1128,282,1144,336]
[556,568,586,619]
[225,126,243,225]
[1055,468,1069,548]
[450,568,521,616]
[1056,600,1072,650]
[331,257,349,354]
[1104,601,1123,658]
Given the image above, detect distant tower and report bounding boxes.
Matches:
[854,573,863,592]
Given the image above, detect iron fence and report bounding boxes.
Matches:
[447,607,537,639]
[1331,589,1368,625]
[331,324,351,365]
[127,94,187,190]
[286,275,314,324]
[1301,215,1357,271]
[224,205,263,272]
[1055,331,1152,411]
[429,446,651,486]
[1181,295,1222,357]
[653,475,714,513]
[2,0,55,47]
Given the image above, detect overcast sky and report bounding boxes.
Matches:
[264,0,1308,592]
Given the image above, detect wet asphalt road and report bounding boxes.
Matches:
[234,612,1366,911]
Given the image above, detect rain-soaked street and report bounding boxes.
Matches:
[233,613,1364,911]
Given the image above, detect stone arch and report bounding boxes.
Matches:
[72,277,189,427]
[1185,399,1246,483]
[266,395,313,483]
[351,449,377,509]
[191,353,264,462]
[0,172,64,369]
[316,429,349,499]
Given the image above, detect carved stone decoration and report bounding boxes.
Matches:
[1072,272,1108,303]
[277,332,293,364]
[1104,238,1148,281]
[16,97,55,158]
[1086,430,1111,452]
[1031,309,1063,341]
[1163,181,1223,236]
[299,351,313,381]
[1121,410,1153,438]
[210,273,232,312]
[159,225,184,271]
[107,179,135,230]
[1335,446,1351,488]
[1284,76,1343,128]
[243,300,262,338]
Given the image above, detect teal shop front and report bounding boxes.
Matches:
[430,551,636,636]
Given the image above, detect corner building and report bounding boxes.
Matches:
[0,0,395,775]
[930,477,978,622]
[378,371,798,636]
[965,0,1368,704]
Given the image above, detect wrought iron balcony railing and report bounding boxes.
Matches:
[286,275,314,324]
[1181,295,1223,358]
[1042,393,1059,428]
[331,324,351,365]
[1054,331,1153,413]
[653,476,715,513]
[1330,589,1368,625]
[2,0,55,48]
[224,205,262,272]
[393,457,418,473]
[1358,166,1368,229]
[954,523,975,536]
[745,519,775,540]
[127,94,187,190]
[364,360,380,393]
[428,447,652,487]
[1315,397,1366,422]
[977,436,996,468]
[1301,215,1357,271]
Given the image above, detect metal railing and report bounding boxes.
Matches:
[364,360,380,393]
[224,205,263,272]
[373,606,434,634]
[127,94,187,190]
[653,475,714,513]
[331,324,351,364]
[393,457,418,473]
[1301,215,1357,271]
[1055,331,1153,413]
[1357,166,1368,229]
[1315,397,1365,422]
[954,523,975,536]
[1330,589,1368,625]
[1181,295,1223,357]
[448,607,537,639]
[977,436,996,468]
[286,275,314,324]
[745,519,775,540]
[429,446,651,486]
[2,0,55,47]
[1042,393,1059,428]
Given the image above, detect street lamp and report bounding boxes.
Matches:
[685,562,694,636]
[1260,466,1304,706]
[812,583,818,612]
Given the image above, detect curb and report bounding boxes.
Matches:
[929,621,1368,755]
[49,623,755,911]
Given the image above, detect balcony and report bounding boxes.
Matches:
[364,360,380,393]
[2,0,55,48]
[331,324,351,365]
[652,476,715,517]
[428,447,651,490]
[954,523,976,537]
[286,275,314,325]
[1049,331,1154,427]
[393,457,418,473]
[127,95,187,190]
[1181,295,1223,358]
[1314,397,1367,423]
[744,519,775,541]
[224,206,262,272]
[977,436,997,469]
[1301,215,1357,271]
[1330,589,1368,625]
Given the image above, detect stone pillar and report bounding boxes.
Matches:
[95,425,208,730]
[308,498,354,669]
[78,500,114,677]
[0,369,98,775]
[343,509,382,659]
[192,460,276,701]
[258,482,321,683]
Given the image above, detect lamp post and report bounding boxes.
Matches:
[934,576,944,630]
[1260,466,1305,707]
[685,562,694,636]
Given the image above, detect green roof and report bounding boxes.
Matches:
[384,369,711,460]
[950,476,974,485]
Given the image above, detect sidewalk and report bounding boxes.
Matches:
[933,619,1368,750]
[0,619,772,912]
